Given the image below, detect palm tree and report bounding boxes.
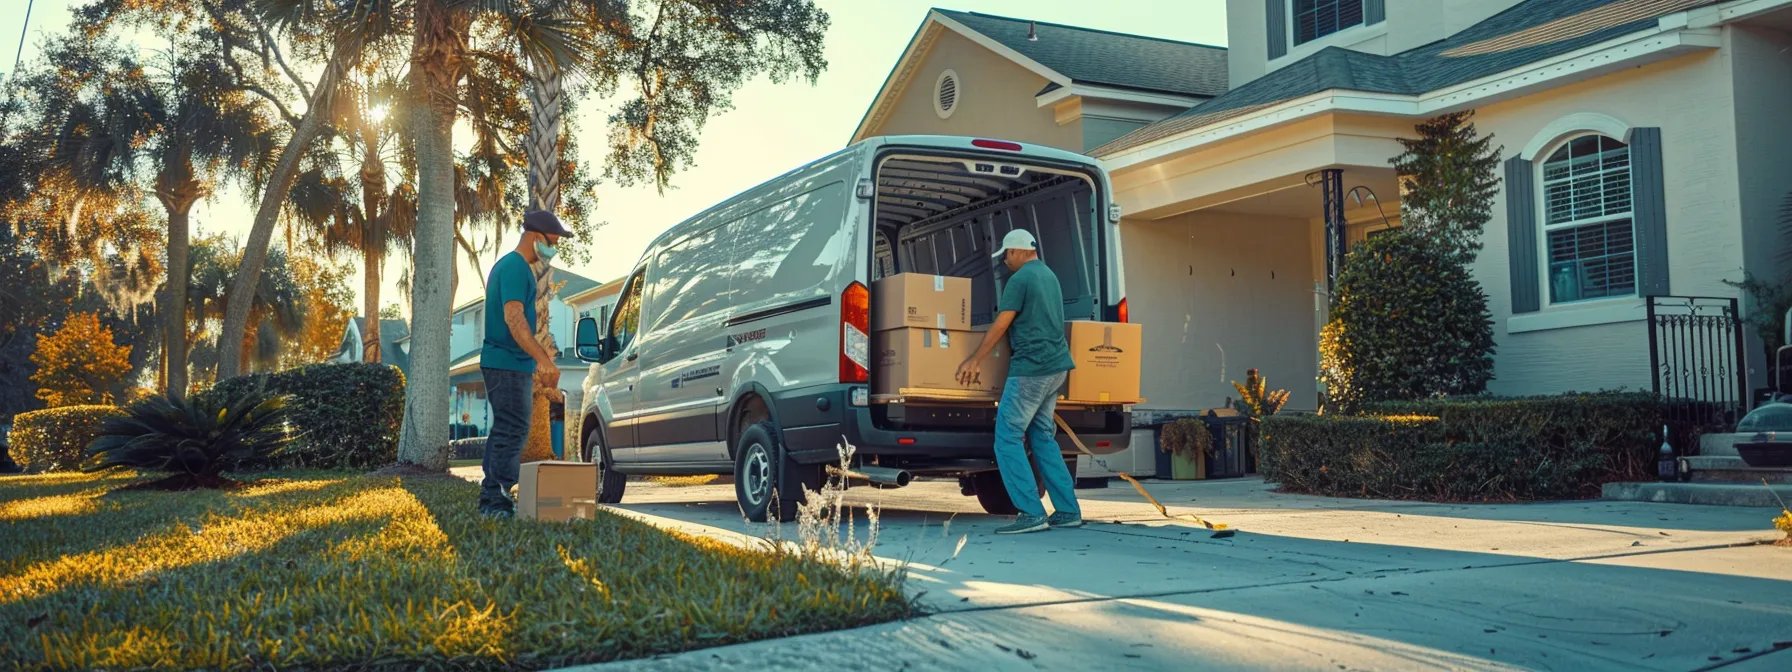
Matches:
[287,69,417,364]
[213,0,400,381]
[186,237,307,378]
[143,45,283,396]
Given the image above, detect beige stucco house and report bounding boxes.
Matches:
[861,1,1792,421]
[1091,0,1792,415]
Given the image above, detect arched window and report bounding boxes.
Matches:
[1540,134,1636,304]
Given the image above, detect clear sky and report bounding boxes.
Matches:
[3,0,1229,316]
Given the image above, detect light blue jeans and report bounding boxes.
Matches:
[992,371,1080,518]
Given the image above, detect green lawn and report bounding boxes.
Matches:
[0,470,910,669]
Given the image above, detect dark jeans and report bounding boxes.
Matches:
[480,366,534,512]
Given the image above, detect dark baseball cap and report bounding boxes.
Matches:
[522,209,575,238]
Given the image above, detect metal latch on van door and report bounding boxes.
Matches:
[856,178,874,200]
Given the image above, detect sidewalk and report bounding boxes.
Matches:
[455,467,1792,670]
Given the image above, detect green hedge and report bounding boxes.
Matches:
[10,406,123,472]
[1261,393,1658,501]
[211,363,405,469]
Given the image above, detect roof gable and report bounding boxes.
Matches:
[852,9,1228,143]
[933,10,1228,97]
[1094,0,1718,157]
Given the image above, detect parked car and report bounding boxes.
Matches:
[574,135,1131,521]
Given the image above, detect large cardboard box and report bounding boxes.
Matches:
[517,461,598,522]
[872,273,971,332]
[1064,321,1143,404]
[873,327,1009,397]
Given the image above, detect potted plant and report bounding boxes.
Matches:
[1231,368,1289,473]
[1160,418,1211,480]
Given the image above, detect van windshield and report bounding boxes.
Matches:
[873,153,1104,324]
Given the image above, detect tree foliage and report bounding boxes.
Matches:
[1320,230,1496,411]
[286,256,357,368]
[1389,110,1503,265]
[31,312,136,408]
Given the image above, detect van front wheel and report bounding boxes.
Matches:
[734,421,803,523]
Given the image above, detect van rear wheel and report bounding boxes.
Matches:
[734,421,807,523]
[970,470,1047,516]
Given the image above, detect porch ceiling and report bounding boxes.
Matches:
[1107,113,1410,221]
[1203,169,1402,222]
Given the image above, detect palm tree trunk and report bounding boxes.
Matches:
[361,145,386,364]
[396,0,468,471]
[521,61,566,461]
[363,246,383,363]
[163,205,192,396]
[216,35,363,381]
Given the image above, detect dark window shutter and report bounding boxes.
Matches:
[1366,0,1386,25]
[1630,127,1670,297]
[1268,0,1288,60]
[1506,156,1540,314]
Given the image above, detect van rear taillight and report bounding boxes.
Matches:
[972,139,1023,152]
[841,281,870,383]
[1117,297,1129,324]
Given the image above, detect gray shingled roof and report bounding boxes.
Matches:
[1094,0,1719,157]
[934,9,1229,98]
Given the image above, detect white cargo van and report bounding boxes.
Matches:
[573,135,1131,521]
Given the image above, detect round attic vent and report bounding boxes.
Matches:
[934,70,959,119]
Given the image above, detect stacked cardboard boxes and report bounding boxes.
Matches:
[871,273,1009,398]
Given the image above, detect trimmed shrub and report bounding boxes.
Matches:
[1262,393,1658,501]
[10,405,123,472]
[211,363,404,469]
[450,437,487,460]
[1320,229,1495,412]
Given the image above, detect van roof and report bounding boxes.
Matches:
[632,136,1104,268]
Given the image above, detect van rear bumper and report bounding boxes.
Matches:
[772,386,1131,469]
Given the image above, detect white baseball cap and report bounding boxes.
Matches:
[992,229,1039,259]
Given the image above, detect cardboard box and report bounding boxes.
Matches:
[517,461,598,522]
[872,273,971,332]
[1064,321,1142,403]
[873,327,1009,397]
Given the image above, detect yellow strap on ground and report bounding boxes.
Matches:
[1053,413,1231,533]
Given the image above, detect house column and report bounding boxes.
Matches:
[1318,169,1347,295]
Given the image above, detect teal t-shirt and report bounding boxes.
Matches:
[997,259,1076,378]
[481,251,538,372]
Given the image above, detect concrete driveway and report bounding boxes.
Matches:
[453,467,1792,671]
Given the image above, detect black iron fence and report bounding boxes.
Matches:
[1647,296,1749,441]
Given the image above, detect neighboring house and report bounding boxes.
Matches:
[1080,0,1792,413]
[333,317,412,381]
[852,10,1229,153]
[444,268,610,434]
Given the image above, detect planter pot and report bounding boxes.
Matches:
[1737,442,1792,468]
[1170,451,1206,480]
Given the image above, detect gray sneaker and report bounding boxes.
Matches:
[1047,512,1083,528]
[995,514,1049,535]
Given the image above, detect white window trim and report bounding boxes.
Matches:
[1507,298,1648,333]
[1535,132,1640,310]
[1521,112,1633,161]
[1276,0,1384,66]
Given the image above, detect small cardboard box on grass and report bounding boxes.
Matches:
[1064,321,1143,404]
[873,327,1009,397]
[517,461,598,522]
[872,273,971,332]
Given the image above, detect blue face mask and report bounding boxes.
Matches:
[534,240,559,262]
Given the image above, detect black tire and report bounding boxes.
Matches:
[971,469,1048,516]
[734,421,803,523]
[582,425,626,504]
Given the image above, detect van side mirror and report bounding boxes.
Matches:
[575,317,605,363]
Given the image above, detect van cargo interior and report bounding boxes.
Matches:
[872,153,1104,325]
[868,151,1116,437]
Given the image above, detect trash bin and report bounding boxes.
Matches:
[1204,414,1250,479]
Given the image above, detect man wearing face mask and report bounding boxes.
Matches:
[478,209,574,517]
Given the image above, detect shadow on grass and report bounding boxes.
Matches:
[0,471,910,670]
